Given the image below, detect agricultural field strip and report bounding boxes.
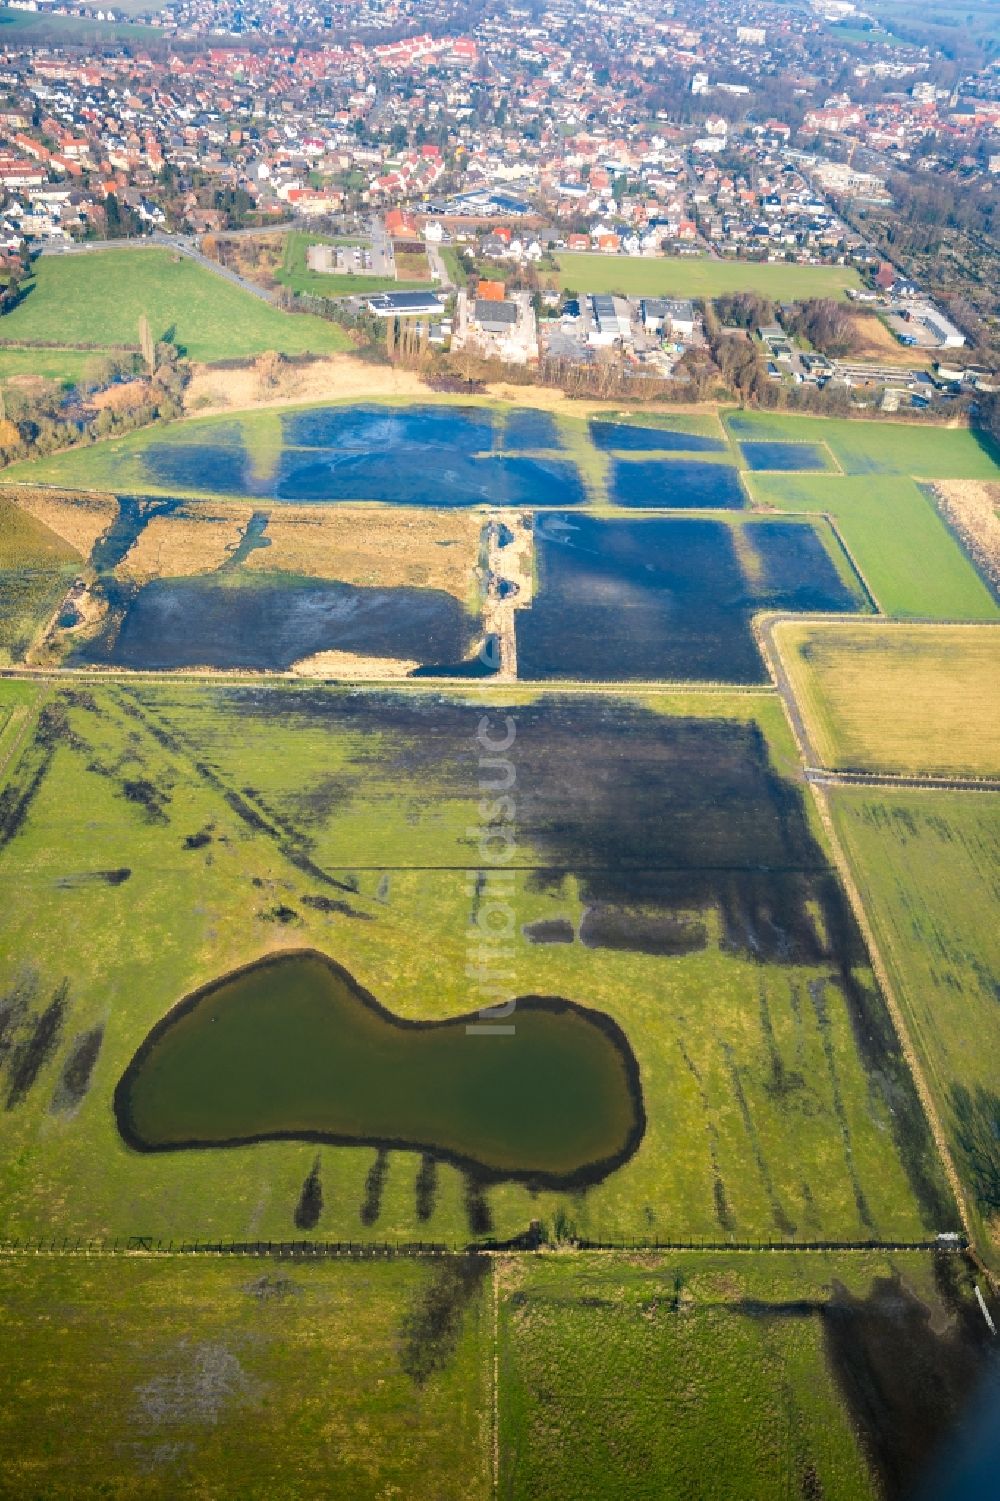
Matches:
[761,614,1000,784]
[756,620,979,1249]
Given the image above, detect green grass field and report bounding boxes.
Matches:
[0,250,352,363]
[0,496,79,663]
[831,789,1000,1261]
[0,347,97,388]
[554,254,861,300]
[774,621,1000,776]
[0,680,951,1247]
[0,1255,491,1500]
[727,411,1000,481]
[747,473,998,619]
[499,1250,988,1501]
[0,4,159,40]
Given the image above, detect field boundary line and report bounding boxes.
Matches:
[491,1258,500,1500]
[0,1237,968,1259]
[808,780,986,1280]
[757,609,991,1280]
[0,688,48,787]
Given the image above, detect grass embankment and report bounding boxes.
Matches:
[773,621,1000,777]
[0,347,98,388]
[0,1255,491,1500]
[831,789,1000,1262]
[0,249,352,363]
[0,681,945,1245]
[747,473,998,619]
[0,495,80,662]
[553,254,861,300]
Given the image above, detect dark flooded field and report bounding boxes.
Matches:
[142,439,587,508]
[741,442,830,472]
[115,949,643,1188]
[502,409,565,450]
[608,460,746,509]
[590,419,727,453]
[282,403,494,452]
[73,574,475,671]
[136,403,588,507]
[516,514,861,682]
[212,689,865,972]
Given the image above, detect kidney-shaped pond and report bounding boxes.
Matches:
[114,950,644,1189]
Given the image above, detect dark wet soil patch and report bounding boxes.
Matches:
[293,1156,323,1229]
[579,906,707,956]
[523,917,575,945]
[360,1148,390,1225]
[5,981,67,1109]
[50,1023,104,1113]
[397,1254,489,1386]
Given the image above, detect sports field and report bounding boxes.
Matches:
[553,254,861,300]
[0,250,352,363]
[831,788,1000,1260]
[773,621,1000,777]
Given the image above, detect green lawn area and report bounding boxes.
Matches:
[0,495,80,663]
[0,1255,491,1500]
[439,245,467,286]
[0,3,159,40]
[1,249,352,363]
[727,410,1000,481]
[0,346,97,388]
[499,1249,991,1501]
[831,789,1000,1263]
[277,230,426,299]
[553,253,861,300]
[746,473,999,619]
[0,680,950,1246]
[773,621,1000,777]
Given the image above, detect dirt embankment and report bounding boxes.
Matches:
[183,352,722,423]
[932,480,1000,594]
[5,486,118,560]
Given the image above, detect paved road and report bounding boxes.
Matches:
[369,216,395,280]
[427,241,453,290]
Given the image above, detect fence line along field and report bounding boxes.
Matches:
[772,621,1000,778]
[552,254,861,300]
[0,249,352,363]
[830,789,1000,1264]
